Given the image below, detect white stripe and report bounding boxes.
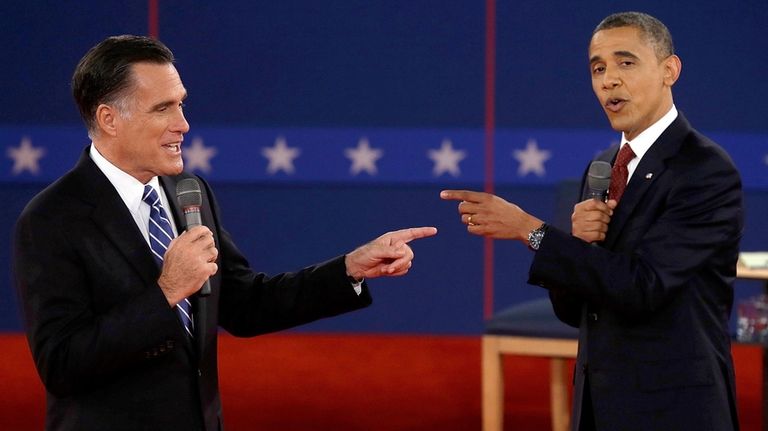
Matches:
[149,233,169,251]
[145,189,159,203]
[151,203,172,224]
[157,214,172,225]
[177,300,195,336]
[178,303,192,321]
[150,248,165,262]
[181,298,195,330]
[148,217,174,242]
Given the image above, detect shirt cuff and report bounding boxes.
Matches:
[348,275,364,296]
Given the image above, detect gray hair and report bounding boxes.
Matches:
[72,35,175,137]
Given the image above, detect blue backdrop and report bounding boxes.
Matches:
[2,1,767,334]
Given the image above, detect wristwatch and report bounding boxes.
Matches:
[527,223,548,251]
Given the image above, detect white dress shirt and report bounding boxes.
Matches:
[89,144,179,245]
[620,104,678,184]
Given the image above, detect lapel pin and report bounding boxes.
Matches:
[645,173,653,179]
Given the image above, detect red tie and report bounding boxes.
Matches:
[608,144,636,203]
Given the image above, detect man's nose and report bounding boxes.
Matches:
[602,68,621,88]
[172,109,190,134]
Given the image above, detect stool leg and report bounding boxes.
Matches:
[483,336,504,431]
[550,358,570,431]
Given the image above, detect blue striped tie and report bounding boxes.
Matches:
[143,185,194,338]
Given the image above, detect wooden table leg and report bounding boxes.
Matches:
[483,336,504,431]
[550,358,570,431]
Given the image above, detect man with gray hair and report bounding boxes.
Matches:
[15,34,436,430]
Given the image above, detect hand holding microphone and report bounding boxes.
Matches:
[175,178,214,296]
[587,161,612,202]
[156,179,216,305]
[571,161,617,243]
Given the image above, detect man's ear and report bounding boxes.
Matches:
[95,104,119,137]
[663,54,682,87]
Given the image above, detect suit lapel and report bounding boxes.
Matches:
[72,149,160,286]
[603,114,691,249]
[75,149,198,355]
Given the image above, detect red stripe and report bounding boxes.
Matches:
[148,0,159,39]
[483,0,496,319]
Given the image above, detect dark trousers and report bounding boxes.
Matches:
[578,376,596,431]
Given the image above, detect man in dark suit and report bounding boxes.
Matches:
[442,12,742,431]
[14,35,436,431]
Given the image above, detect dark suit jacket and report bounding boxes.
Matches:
[528,113,742,431]
[14,148,372,431]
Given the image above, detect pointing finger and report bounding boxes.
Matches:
[440,190,486,203]
[385,227,437,244]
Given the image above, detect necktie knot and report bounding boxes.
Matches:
[142,185,160,207]
[143,185,174,267]
[615,143,636,167]
[608,144,636,204]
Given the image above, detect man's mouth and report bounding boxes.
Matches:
[605,98,627,113]
[163,143,181,153]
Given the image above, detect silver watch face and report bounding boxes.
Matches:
[528,226,546,250]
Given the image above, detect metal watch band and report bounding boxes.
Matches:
[527,223,548,251]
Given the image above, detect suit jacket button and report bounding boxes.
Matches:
[198,369,202,377]
[588,312,598,322]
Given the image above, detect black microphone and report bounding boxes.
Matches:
[587,161,612,202]
[176,178,211,296]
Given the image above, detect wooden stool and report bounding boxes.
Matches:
[482,298,578,431]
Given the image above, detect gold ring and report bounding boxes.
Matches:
[468,215,475,226]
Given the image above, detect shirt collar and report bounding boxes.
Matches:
[620,104,678,160]
[89,144,162,210]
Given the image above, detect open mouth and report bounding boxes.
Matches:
[606,98,627,112]
[163,143,181,153]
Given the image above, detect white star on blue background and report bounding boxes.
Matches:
[428,139,466,177]
[345,137,383,176]
[262,136,301,174]
[183,136,217,173]
[7,136,45,175]
[513,139,551,177]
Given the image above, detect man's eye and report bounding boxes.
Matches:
[179,102,186,110]
[592,66,605,74]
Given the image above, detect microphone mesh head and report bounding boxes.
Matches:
[176,178,202,207]
[587,161,612,191]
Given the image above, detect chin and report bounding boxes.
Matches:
[604,117,627,134]
[605,120,623,133]
[162,163,184,176]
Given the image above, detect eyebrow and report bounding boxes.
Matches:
[148,92,188,112]
[590,50,640,64]
[614,50,640,60]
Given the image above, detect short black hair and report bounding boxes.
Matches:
[71,35,175,133]
[593,12,674,60]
